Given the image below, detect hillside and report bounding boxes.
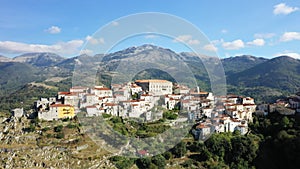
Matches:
[222,55,268,75]
[228,56,300,93]
[0,62,41,93]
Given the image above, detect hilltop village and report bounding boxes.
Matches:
[26,79,258,138]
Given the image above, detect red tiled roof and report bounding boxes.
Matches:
[58,92,70,95]
[94,87,111,90]
[86,106,97,108]
[50,104,73,107]
[135,79,171,83]
[138,150,147,155]
[105,103,117,106]
[65,92,78,96]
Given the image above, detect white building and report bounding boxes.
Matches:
[135,79,172,96]
[64,93,79,108]
[11,108,24,118]
[92,86,113,97]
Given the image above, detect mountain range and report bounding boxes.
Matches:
[0,44,299,109]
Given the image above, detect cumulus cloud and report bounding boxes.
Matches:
[0,40,83,55]
[222,39,245,50]
[203,44,218,52]
[254,33,275,39]
[85,36,105,45]
[45,26,61,34]
[280,32,300,41]
[173,35,200,45]
[273,3,299,15]
[247,39,265,46]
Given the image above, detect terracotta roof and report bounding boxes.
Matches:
[58,92,70,95]
[50,104,73,107]
[65,93,78,96]
[105,103,117,106]
[196,124,210,129]
[94,87,111,90]
[191,92,208,95]
[86,106,97,108]
[141,94,152,96]
[135,79,172,83]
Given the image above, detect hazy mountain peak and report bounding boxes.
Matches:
[12,52,65,67]
[275,55,298,61]
[102,44,179,62]
[0,55,12,62]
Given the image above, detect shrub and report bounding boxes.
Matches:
[54,125,63,132]
[102,113,112,118]
[56,132,64,139]
[66,123,77,129]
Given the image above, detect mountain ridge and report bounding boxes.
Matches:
[0,45,299,104]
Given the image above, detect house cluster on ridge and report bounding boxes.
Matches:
[192,94,256,140]
[34,79,257,138]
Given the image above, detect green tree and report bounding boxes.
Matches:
[54,125,63,132]
[172,141,187,158]
[163,151,172,160]
[281,116,290,128]
[152,155,166,169]
[136,157,152,169]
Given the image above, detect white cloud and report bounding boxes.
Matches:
[80,49,94,55]
[222,39,245,50]
[273,3,299,15]
[275,51,300,59]
[211,39,224,45]
[247,39,265,46]
[0,40,83,55]
[45,26,61,34]
[85,36,105,45]
[173,35,200,45]
[203,44,218,52]
[280,32,300,41]
[254,33,275,39]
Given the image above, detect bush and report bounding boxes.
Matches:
[42,127,51,132]
[163,111,178,120]
[56,132,64,139]
[152,155,166,169]
[66,123,77,129]
[110,156,135,169]
[163,151,173,160]
[54,125,63,132]
[46,134,52,138]
[102,113,112,118]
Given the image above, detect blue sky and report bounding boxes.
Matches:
[0,0,299,58]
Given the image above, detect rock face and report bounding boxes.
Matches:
[0,116,116,169]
